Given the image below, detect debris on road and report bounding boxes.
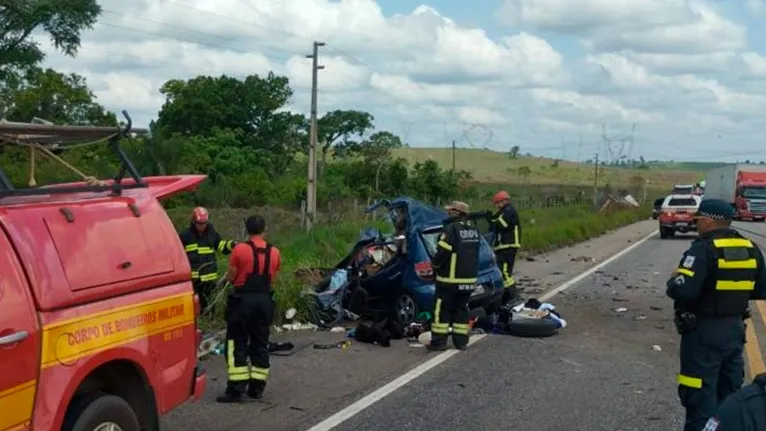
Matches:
[282,322,318,331]
[613,307,628,313]
[571,255,595,263]
[313,340,352,350]
[633,315,647,321]
[652,345,662,352]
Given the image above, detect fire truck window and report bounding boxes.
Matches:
[668,198,698,206]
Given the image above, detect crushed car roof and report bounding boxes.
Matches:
[366,196,447,231]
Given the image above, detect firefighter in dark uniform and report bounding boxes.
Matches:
[428,201,480,352]
[217,215,282,403]
[490,190,522,303]
[179,207,237,314]
[666,198,766,431]
[704,373,766,430]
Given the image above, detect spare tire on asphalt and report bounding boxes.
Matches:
[506,316,559,338]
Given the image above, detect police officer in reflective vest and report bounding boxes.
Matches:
[429,201,480,351]
[666,199,766,431]
[217,215,281,403]
[179,207,237,314]
[703,373,766,430]
[490,190,522,303]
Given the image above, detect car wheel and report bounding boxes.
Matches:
[391,290,419,326]
[506,317,559,338]
[63,393,140,431]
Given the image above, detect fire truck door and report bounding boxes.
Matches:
[0,231,40,430]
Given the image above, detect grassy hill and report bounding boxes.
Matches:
[393,147,701,189]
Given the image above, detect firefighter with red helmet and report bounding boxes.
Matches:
[490,191,522,303]
[179,207,238,314]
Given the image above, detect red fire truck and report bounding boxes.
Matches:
[0,116,206,431]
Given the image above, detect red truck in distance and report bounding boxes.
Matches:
[704,164,766,222]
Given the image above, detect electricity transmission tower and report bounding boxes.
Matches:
[601,123,635,164]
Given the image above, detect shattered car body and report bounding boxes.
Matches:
[327,197,505,326]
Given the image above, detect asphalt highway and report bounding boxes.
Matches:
[162,220,766,431]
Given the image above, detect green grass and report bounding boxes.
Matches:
[393,147,700,189]
[167,202,649,327]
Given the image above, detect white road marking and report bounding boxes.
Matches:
[306,228,659,431]
[539,230,658,302]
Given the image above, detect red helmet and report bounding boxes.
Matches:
[192,206,209,223]
[493,191,510,204]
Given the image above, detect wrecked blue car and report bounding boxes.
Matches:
[311,197,505,326]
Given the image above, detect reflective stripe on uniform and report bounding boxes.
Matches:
[191,271,200,279]
[677,374,703,389]
[715,280,755,291]
[218,240,235,252]
[713,238,753,248]
[197,246,215,255]
[434,253,478,284]
[185,244,198,252]
[501,262,515,288]
[494,225,520,250]
[717,258,757,269]
[250,366,270,381]
[200,273,218,282]
[453,323,470,335]
[227,340,249,382]
[493,215,508,228]
[676,268,695,277]
[431,298,449,335]
[437,240,452,251]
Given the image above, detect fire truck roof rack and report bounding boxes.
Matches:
[0,110,149,199]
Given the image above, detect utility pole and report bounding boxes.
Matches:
[305,41,325,231]
[593,152,600,207]
[452,140,456,172]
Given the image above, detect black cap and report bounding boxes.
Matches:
[696,199,734,221]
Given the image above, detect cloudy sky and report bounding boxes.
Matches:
[36,0,766,162]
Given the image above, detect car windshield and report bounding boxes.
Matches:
[741,187,766,199]
[668,198,698,207]
[672,187,693,194]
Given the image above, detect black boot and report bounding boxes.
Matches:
[426,342,448,352]
[247,380,266,399]
[216,388,251,404]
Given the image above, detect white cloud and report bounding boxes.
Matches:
[497,0,746,54]
[22,0,766,161]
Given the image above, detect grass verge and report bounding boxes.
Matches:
[166,203,650,328]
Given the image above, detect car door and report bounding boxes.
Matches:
[0,230,40,431]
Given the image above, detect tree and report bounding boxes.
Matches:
[342,130,403,162]
[508,145,520,159]
[2,67,116,125]
[317,109,374,173]
[153,73,307,173]
[0,0,101,80]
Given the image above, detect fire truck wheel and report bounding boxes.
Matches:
[62,393,140,431]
